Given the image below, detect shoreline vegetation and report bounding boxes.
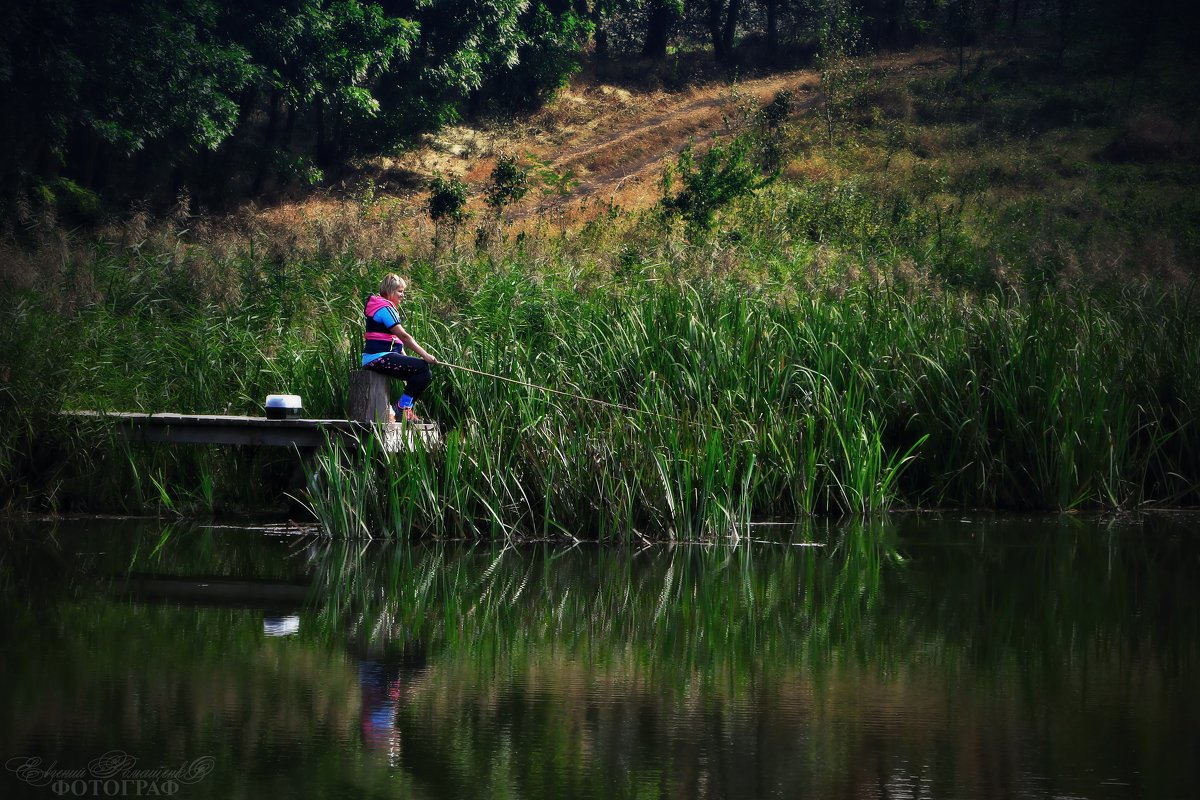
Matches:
[3,36,1198,538]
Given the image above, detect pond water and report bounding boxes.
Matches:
[1,515,1198,799]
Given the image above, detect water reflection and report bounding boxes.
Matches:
[264,616,300,637]
[356,644,428,764]
[0,515,1197,799]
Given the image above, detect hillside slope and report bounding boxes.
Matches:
[250,49,1003,240]
[257,66,824,232]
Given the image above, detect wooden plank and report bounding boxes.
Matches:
[63,411,440,452]
[131,422,331,448]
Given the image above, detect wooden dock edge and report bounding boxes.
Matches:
[62,411,441,454]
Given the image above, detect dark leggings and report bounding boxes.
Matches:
[364,353,433,401]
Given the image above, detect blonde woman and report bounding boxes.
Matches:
[362,273,438,423]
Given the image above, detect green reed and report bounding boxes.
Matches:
[298,266,1196,538]
[3,185,1197,525]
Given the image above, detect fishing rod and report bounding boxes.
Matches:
[437,361,685,424]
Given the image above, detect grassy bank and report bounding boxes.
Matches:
[2,48,1197,536]
[3,224,1196,536]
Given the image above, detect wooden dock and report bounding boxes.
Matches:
[65,411,441,453]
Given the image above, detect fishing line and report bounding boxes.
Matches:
[438,361,685,424]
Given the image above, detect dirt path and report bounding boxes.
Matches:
[522,72,818,217]
[251,51,947,239]
[561,78,820,201]
[389,70,819,224]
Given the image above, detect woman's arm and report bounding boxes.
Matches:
[390,324,438,364]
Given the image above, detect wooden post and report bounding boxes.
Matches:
[348,370,443,452]
[348,370,392,423]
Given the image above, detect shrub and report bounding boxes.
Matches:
[485,154,531,213]
[479,4,592,112]
[428,173,469,225]
[760,90,794,130]
[662,135,772,229]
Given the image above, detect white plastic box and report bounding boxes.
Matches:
[264,394,303,420]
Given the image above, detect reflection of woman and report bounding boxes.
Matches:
[362,273,439,423]
[357,645,428,764]
[358,660,404,758]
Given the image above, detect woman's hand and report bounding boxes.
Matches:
[422,353,439,365]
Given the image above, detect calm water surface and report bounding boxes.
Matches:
[1,515,1197,799]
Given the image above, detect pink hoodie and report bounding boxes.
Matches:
[364,294,400,343]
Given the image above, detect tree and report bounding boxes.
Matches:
[485,154,532,213]
[1,0,585,206]
[366,0,529,145]
[661,133,772,228]
[938,0,979,76]
[0,0,85,189]
[703,0,745,63]
[757,0,782,53]
[815,0,862,145]
[642,0,684,58]
[0,0,262,208]
[428,172,469,247]
[477,1,593,112]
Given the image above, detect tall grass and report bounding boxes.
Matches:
[2,143,1196,528]
[299,261,1197,538]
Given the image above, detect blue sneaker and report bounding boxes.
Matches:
[393,400,422,424]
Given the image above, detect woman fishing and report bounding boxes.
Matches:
[362,273,438,423]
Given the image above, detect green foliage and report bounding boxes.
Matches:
[89,2,257,155]
[0,0,588,205]
[6,0,1196,212]
[242,1,415,111]
[0,0,257,170]
[752,90,795,175]
[0,297,61,507]
[4,206,1199,524]
[480,2,593,112]
[5,42,1200,527]
[27,177,103,225]
[367,0,530,143]
[661,134,772,228]
[428,173,470,225]
[243,0,418,164]
[525,153,580,196]
[271,150,324,186]
[760,89,794,130]
[485,154,532,212]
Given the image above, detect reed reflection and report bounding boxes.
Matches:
[306,515,1200,799]
[0,516,1196,799]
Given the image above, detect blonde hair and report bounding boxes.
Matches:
[379,273,406,297]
